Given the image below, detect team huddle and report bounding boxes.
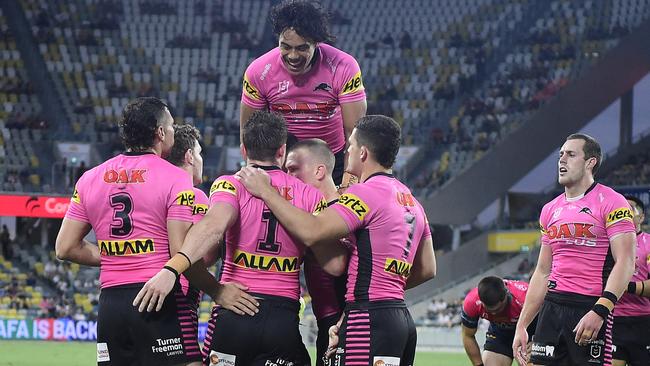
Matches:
[52,1,648,366]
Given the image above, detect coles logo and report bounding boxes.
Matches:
[0,194,71,218]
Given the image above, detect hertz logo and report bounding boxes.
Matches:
[606,208,633,227]
[384,258,412,278]
[242,74,260,100]
[71,188,80,204]
[340,71,364,95]
[99,239,154,256]
[210,180,237,196]
[175,190,195,207]
[337,193,369,221]
[193,204,208,216]
[233,250,299,272]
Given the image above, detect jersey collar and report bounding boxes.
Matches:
[250,164,282,171]
[363,172,394,183]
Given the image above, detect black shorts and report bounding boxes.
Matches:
[530,292,613,366]
[612,315,650,365]
[484,318,537,358]
[333,149,344,186]
[327,301,416,366]
[97,283,201,365]
[201,293,310,366]
[316,313,341,366]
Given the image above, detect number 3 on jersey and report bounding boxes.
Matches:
[110,193,134,238]
[257,210,281,254]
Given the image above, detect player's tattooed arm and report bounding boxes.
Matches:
[55,218,100,266]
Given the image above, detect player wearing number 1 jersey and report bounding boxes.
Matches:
[236,115,437,366]
[56,97,202,366]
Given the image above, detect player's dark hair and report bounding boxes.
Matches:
[624,195,645,217]
[478,276,507,307]
[270,0,335,44]
[290,138,335,173]
[354,115,401,169]
[286,132,299,152]
[119,97,169,151]
[167,124,201,167]
[566,133,602,175]
[243,111,287,162]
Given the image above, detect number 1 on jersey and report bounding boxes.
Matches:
[257,210,281,254]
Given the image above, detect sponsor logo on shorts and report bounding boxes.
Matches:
[209,350,236,366]
[243,74,260,100]
[97,342,110,362]
[151,337,184,356]
[531,343,555,357]
[606,207,633,227]
[384,258,412,278]
[210,179,237,196]
[175,190,195,207]
[337,193,369,221]
[193,203,208,216]
[103,169,146,184]
[373,356,400,366]
[611,344,617,353]
[99,238,154,256]
[71,188,81,204]
[341,71,364,95]
[264,357,295,366]
[233,250,299,272]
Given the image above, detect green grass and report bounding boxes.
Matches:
[0,340,467,365]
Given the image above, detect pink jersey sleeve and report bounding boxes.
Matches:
[65,175,90,223]
[166,175,195,222]
[461,288,481,328]
[333,53,366,104]
[331,184,372,233]
[241,62,267,110]
[600,192,635,238]
[209,176,241,210]
[539,203,552,245]
[192,188,209,224]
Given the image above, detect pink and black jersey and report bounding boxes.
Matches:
[461,280,528,329]
[241,43,366,154]
[210,166,326,300]
[191,187,209,224]
[539,183,636,297]
[65,152,195,289]
[330,173,431,303]
[614,232,650,317]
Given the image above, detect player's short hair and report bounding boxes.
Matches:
[166,124,201,167]
[478,276,507,307]
[118,97,169,151]
[354,115,401,169]
[566,133,602,175]
[243,111,287,162]
[624,195,645,216]
[286,132,299,152]
[289,138,335,174]
[270,0,335,44]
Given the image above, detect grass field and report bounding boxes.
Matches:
[0,340,467,365]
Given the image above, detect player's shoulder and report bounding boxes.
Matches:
[209,174,240,197]
[506,280,529,292]
[246,48,279,74]
[592,183,625,201]
[541,193,564,215]
[319,43,358,65]
[193,187,209,201]
[463,287,480,308]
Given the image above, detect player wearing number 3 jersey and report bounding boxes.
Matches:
[56,97,202,365]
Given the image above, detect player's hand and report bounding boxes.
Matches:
[324,323,340,360]
[512,326,529,366]
[212,282,259,316]
[133,268,177,312]
[573,310,604,346]
[235,167,272,198]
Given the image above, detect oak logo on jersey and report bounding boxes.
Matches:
[193,203,208,216]
[242,74,260,100]
[340,71,364,95]
[546,223,596,239]
[233,250,299,272]
[103,169,146,184]
[210,179,237,196]
[396,192,415,207]
[71,188,81,204]
[338,193,369,221]
[99,238,154,256]
[384,258,411,278]
[606,207,633,227]
[175,190,195,207]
